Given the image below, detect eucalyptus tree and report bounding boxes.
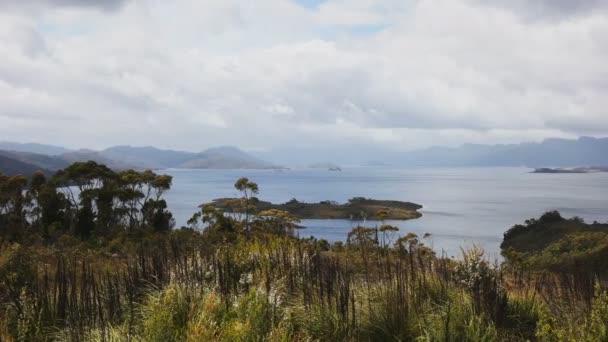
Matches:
[234,177,259,233]
[51,161,116,238]
[117,169,172,230]
[27,171,68,238]
[0,173,28,240]
[51,161,174,237]
[256,209,300,236]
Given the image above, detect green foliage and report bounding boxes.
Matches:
[502,211,608,273]
[535,284,608,341]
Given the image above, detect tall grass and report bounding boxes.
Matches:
[1,234,607,341]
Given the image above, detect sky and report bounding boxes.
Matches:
[1,0,608,153]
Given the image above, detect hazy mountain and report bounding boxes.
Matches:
[0,150,69,171]
[0,154,52,176]
[4,137,605,172]
[100,146,193,169]
[98,145,276,169]
[398,137,608,167]
[0,141,72,155]
[0,143,277,172]
[94,145,278,169]
[255,136,608,168]
[59,150,138,170]
[178,146,277,169]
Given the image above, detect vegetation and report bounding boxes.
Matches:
[501,211,608,274]
[205,197,423,220]
[1,164,608,341]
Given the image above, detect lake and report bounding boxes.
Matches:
[162,167,608,259]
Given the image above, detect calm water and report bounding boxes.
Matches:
[162,167,608,259]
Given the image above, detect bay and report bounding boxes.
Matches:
[162,167,608,259]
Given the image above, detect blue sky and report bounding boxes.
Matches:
[294,0,326,9]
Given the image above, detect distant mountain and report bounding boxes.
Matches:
[59,150,140,170]
[0,154,52,176]
[399,137,608,167]
[98,145,276,169]
[100,146,193,169]
[5,136,605,172]
[0,141,72,155]
[177,146,277,169]
[0,150,69,171]
[254,136,608,168]
[0,143,278,172]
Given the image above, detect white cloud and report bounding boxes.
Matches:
[0,0,607,152]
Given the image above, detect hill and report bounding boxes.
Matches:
[501,211,608,273]
[0,141,72,155]
[99,146,193,169]
[0,142,277,171]
[59,150,140,170]
[255,136,608,167]
[402,136,608,167]
[98,145,276,169]
[0,150,69,171]
[180,147,276,169]
[0,154,52,175]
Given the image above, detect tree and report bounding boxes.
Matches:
[234,177,259,233]
[379,224,399,249]
[256,209,300,236]
[51,162,174,237]
[116,169,173,230]
[51,161,115,236]
[27,171,68,238]
[0,174,28,240]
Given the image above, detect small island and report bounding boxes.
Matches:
[532,166,608,174]
[203,197,423,220]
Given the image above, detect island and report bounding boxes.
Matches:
[203,197,423,220]
[532,166,608,174]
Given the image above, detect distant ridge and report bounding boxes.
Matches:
[101,146,193,169]
[0,154,52,176]
[0,150,69,171]
[3,136,607,174]
[399,136,608,167]
[253,136,608,167]
[0,141,72,155]
[0,142,279,174]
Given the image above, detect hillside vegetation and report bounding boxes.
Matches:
[1,162,608,341]
[501,211,608,274]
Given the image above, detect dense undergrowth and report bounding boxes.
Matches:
[1,162,608,341]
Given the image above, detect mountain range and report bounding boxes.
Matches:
[1,136,608,176]
[0,143,278,175]
[397,136,608,167]
[254,136,608,168]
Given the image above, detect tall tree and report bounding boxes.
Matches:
[234,177,259,233]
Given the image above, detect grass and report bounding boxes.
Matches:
[2,232,607,342]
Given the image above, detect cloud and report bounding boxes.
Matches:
[0,0,607,152]
[0,0,129,12]
[474,0,608,21]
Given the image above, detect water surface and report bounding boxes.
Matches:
[163,167,608,259]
